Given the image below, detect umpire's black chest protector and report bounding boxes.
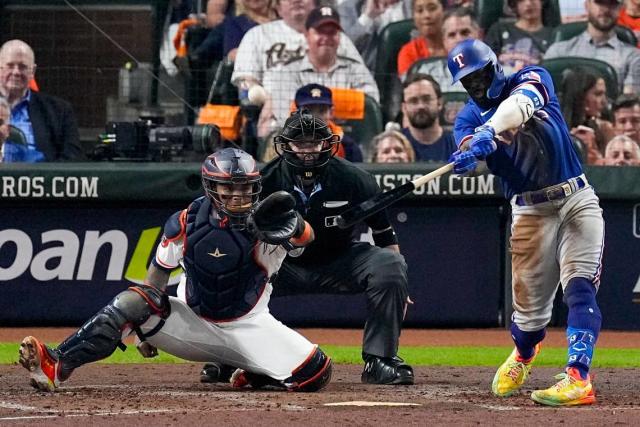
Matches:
[182,198,268,321]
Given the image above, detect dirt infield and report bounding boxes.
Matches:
[1,328,638,425]
[1,365,639,426]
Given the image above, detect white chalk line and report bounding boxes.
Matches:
[0,407,173,421]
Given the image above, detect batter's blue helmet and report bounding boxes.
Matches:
[447,39,506,100]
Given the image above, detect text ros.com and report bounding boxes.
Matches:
[1,176,99,198]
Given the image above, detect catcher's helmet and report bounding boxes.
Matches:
[447,39,506,105]
[201,148,261,226]
[274,109,340,179]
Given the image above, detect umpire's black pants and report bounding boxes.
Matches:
[272,242,409,360]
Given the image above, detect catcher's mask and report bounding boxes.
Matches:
[274,109,340,179]
[201,148,261,228]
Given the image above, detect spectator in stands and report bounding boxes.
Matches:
[560,67,615,164]
[0,95,32,163]
[294,83,364,162]
[0,40,82,162]
[0,96,8,144]
[485,0,554,74]
[544,0,640,94]
[442,0,474,7]
[406,7,480,92]
[370,129,416,162]
[189,0,241,66]
[338,0,413,70]
[0,96,19,162]
[400,73,455,161]
[618,0,640,42]
[161,0,201,76]
[231,0,365,94]
[223,0,277,61]
[259,6,379,131]
[600,134,640,164]
[397,0,446,78]
[612,93,640,143]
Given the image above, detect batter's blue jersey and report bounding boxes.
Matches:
[453,66,583,199]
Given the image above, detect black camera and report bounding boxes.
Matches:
[93,120,221,161]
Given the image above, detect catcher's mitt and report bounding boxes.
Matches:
[246,191,304,245]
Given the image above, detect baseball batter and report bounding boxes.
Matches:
[18,148,332,393]
[447,40,604,406]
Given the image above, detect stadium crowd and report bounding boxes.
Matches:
[2,0,640,167]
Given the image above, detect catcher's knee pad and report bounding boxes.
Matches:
[117,285,171,324]
[285,347,332,392]
[55,286,170,373]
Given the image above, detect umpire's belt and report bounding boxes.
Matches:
[515,174,588,206]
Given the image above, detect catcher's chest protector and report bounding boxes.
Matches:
[183,198,268,320]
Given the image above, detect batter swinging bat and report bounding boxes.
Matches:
[336,163,454,229]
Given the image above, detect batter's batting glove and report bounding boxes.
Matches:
[449,149,478,175]
[469,124,497,159]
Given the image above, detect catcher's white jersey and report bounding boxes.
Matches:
[138,238,315,380]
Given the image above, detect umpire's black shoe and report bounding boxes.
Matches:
[200,362,236,384]
[361,354,414,385]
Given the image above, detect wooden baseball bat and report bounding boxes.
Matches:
[336,163,454,229]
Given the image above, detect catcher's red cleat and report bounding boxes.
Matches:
[19,336,61,392]
[230,369,251,388]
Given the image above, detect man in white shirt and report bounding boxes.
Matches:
[259,6,379,131]
[231,0,365,91]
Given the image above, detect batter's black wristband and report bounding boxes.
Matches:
[372,227,398,247]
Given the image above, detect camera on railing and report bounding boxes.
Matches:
[91,118,222,161]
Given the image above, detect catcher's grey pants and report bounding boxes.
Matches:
[272,242,409,358]
[509,185,604,332]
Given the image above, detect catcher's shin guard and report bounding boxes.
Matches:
[54,285,169,379]
[285,346,332,392]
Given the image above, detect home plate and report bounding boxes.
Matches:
[324,401,421,407]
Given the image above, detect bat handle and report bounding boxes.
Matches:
[411,163,454,188]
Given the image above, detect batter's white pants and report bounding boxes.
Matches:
[509,186,605,331]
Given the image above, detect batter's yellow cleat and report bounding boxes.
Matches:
[492,344,540,397]
[531,367,595,406]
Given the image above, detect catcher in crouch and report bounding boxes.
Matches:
[19,147,332,393]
